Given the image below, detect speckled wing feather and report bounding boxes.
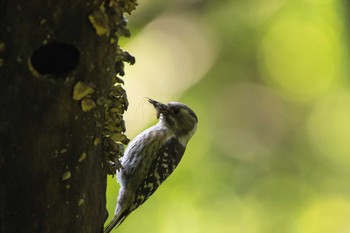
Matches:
[130,137,185,211]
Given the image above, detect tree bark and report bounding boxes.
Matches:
[0,1,136,232]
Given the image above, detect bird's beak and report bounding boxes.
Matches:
[148,98,168,119]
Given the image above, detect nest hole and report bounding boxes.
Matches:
[30,42,80,77]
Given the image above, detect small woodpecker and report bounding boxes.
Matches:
[104,98,198,232]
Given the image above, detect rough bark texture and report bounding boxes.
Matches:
[0,1,136,232]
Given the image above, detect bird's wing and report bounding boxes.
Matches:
[130,137,185,211]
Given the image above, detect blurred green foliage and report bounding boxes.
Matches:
[106,0,350,232]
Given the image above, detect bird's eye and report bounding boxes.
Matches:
[173,108,180,115]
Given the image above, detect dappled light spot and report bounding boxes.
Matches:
[307,91,350,168]
[296,196,350,233]
[259,11,342,101]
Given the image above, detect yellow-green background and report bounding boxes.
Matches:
[106,0,350,232]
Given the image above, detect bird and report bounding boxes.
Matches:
[104,98,198,233]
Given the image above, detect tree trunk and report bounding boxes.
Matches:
[0,1,136,232]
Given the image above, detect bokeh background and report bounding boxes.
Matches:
[106,0,350,232]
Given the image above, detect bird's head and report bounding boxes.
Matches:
[148,98,198,144]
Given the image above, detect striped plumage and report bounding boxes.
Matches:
[104,99,197,233]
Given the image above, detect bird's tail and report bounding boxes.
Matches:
[104,211,128,233]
